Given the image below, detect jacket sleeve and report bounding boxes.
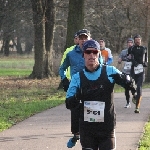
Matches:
[109,73,136,93]
[107,57,113,65]
[143,47,148,67]
[106,48,113,65]
[107,66,136,92]
[65,73,80,109]
[121,50,128,61]
[59,52,70,80]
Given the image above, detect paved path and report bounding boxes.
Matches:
[0,89,150,150]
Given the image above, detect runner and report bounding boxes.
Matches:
[118,38,135,108]
[99,38,113,65]
[59,29,91,148]
[128,34,148,113]
[66,39,136,150]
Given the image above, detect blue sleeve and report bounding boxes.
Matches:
[66,73,80,98]
[107,66,122,83]
[59,53,70,80]
[107,57,113,65]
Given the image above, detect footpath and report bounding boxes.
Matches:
[0,89,150,150]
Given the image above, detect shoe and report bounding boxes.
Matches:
[67,135,79,148]
[132,95,136,104]
[124,103,131,108]
[134,108,140,113]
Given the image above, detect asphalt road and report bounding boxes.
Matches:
[0,89,150,150]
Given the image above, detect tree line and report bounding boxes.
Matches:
[0,0,150,81]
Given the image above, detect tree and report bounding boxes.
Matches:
[30,0,55,79]
[65,0,85,49]
[57,0,85,89]
[145,0,150,82]
[0,0,33,55]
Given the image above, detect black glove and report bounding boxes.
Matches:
[65,96,79,109]
[62,77,70,92]
[109,73,129,87]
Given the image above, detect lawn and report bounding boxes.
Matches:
[0,54,65,131]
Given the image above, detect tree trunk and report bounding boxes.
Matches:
[30,0,46,79]
[16,36,23,54]
[30,0,55,79]
[45,0,55,77]
[144,0,150,82]
[25,40,33,54]
[4,38,10,56]
[65,0,85,49]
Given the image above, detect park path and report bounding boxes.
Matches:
[0,89,150,150]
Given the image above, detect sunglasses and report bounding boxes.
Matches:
[84,50,99,54]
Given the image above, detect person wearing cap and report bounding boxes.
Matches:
[99,38,113,65]
[59,29,91,148]
[118,38,136,108]
[127,34,148,113]
[60,32,79,82]
[65,39,136,150]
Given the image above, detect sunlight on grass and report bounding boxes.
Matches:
[0,88,65,132]
[0,69,32,76]
[139,120,150,150]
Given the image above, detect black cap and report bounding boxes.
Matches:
[77,29,90,37]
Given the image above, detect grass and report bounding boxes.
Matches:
[139,120,150,150]
[0,86,65,132]
[0,54,150,149]
[0,54,65,131]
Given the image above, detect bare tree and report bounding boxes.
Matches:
[30,0,55,79]
[65,0,85,49]
[144,0,150,82]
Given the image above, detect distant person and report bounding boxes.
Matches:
[118,38,136,108]
[128,34,148,113]
[99,39,113,65]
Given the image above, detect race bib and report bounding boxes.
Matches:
[84,101,105,122]
[134,64,143,74]
[124,62,132,70]
[123,62,132,74]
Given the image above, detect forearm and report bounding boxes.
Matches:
[59,66,66,80]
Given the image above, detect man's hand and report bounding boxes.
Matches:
[109,73,136,92]
[143,62,148,67]
[62,77,70,92]
[65,96,79,109]
[118,58,122,64]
